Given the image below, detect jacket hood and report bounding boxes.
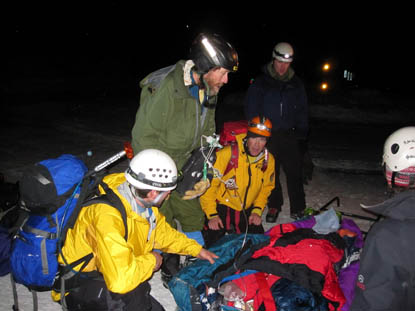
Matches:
[361,191,415,220]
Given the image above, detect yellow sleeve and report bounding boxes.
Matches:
[251,153,276,215]
[91,204,156,294]
[153,209,202,257]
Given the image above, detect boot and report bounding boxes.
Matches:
[266,207,280,223]
[160,253,180,289]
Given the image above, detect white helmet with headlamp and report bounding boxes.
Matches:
[125,149,178,192]
[383,126,415,188]
[272,42,294,63]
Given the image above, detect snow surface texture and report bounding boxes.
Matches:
[0,91,408,310]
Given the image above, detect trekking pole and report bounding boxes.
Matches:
[84,142,134,178]
[10,274,19,311]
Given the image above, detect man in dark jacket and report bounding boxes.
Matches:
[244,42,308,222]
[351,126,415,311]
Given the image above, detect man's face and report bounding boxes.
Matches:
[246,137,267,157]
[273,59,291,76]
[203,67,230,96]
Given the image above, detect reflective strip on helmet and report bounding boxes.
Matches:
[273,49,293,60]
[248,122,271,133]
[126,168,177,189]
[202,37,220,67]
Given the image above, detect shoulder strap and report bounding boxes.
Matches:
[255,272,276,311]
[261,148,269,172]
[223,143,239,176]
[97,181,128,241]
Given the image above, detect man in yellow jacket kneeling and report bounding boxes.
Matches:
[52,149,217,311]
[201,116,275,248]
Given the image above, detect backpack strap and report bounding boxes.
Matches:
[223,143,239,176]
[97,180,128,241]
[261,148,269,172]
[254,272,276,311]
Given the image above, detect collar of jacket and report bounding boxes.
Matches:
[266,61,295,82]
[118,181,156,240]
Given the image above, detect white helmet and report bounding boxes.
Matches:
[125,149,177,191]
[383,126,415,188]
[272,42,294,63]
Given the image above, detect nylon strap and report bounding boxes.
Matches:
[40,237,49,275]
[254,272,276,311]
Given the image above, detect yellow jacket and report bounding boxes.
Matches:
[53,173,202,297]
[200,133,275,219]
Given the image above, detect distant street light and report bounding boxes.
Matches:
[323,63,330,71]
[320,82,328,91]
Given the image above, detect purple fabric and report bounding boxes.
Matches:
[338,218,364,311]
[340,218,364,249]
[264,216,316,236]
[339,261,360,311]
[292,216,316,229]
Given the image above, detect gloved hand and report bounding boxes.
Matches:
[182,179,210,200]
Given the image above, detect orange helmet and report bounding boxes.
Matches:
[248,116,272,137]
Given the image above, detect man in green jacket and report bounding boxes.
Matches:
[131,33,238,284]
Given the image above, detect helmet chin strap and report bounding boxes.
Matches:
[151,192,166,207]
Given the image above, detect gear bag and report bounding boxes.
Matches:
[10,153,128,292]
[10,154,88,291]
[219,120,248,147]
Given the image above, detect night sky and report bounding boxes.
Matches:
[4,4,413,100]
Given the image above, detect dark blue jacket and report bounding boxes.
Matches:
[245,64,308,139]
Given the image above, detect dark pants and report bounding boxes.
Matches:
[64,278,165,311]
[268,130,306,215]
[203,204,264,248]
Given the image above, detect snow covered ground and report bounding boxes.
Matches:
[0,91,410,310]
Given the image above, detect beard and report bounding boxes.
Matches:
[203,74,223,96]
[207,84,222,96]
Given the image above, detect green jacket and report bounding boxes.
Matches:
[131,60,216,170]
